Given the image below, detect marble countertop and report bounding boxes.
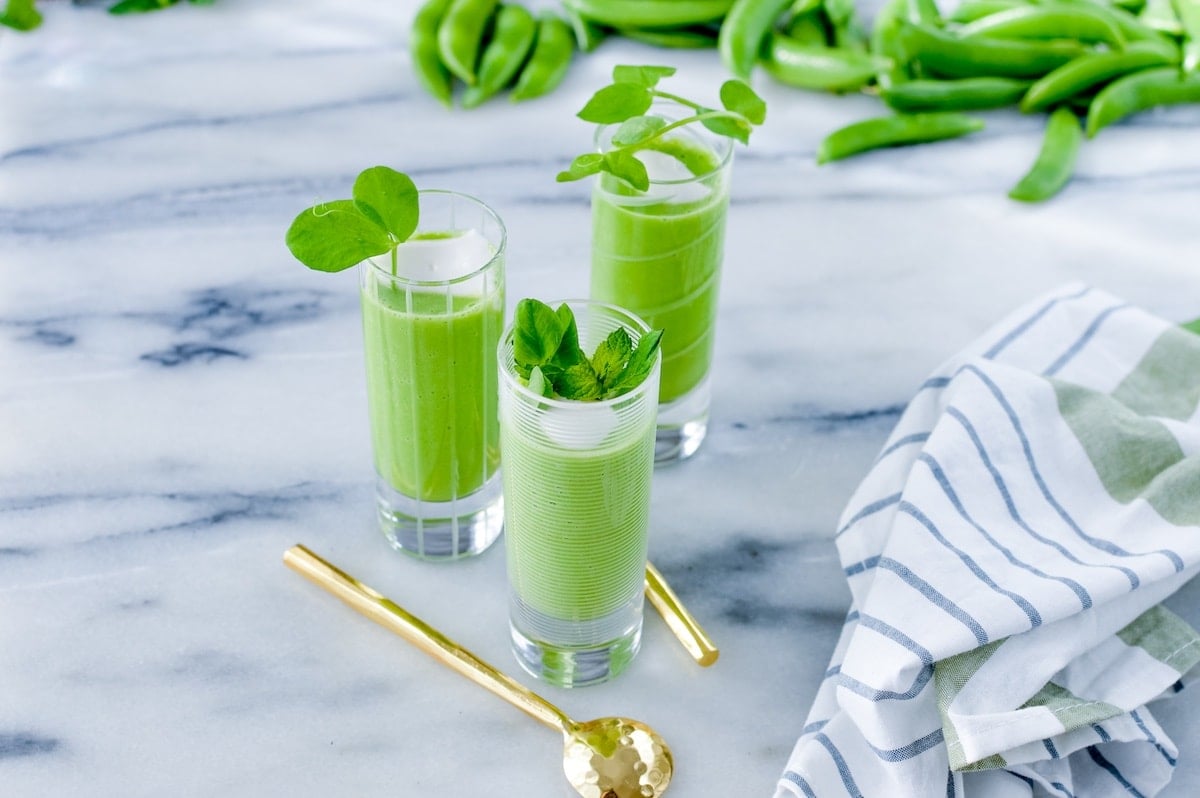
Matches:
[3,2,1199,795]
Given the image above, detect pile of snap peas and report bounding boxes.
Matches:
[796,0,1200,200]
[724,0,1200,201]
[411,0,576,108]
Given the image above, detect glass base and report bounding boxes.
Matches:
[654,377,710,465]
[509,594,643,688]
[375,473,504,561]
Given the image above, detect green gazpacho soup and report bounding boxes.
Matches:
[502,402,656,621]
[360,232,503,503]
[590,137,730,404]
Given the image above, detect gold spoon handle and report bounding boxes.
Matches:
[283,544,571,734]
[644,562,719,667]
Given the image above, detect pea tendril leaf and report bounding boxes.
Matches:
[557,64,767,191]
[286,166,420,275]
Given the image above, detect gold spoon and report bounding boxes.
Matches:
[644,561,718,667]
[283,544,674,798]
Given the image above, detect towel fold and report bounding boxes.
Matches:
[776,286,1200,798]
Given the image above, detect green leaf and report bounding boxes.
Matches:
[551,303,587,370]
[285,200,393,273]
[527,365,554,398]
[1184,318,1200,335]
[108,0,176,14]
[603,150,650,191]
[611,115,668,147]
[352,166,419,243]
[611,64,677,88]
[0,0,41,29]
[606,329,663,397]
[556,153,605,183]
[513,298,565,375]
[555,362,604,400]
[592,328,633,386]
[700,114,752,145]
[577,82,654,124]
[719,80,767,125]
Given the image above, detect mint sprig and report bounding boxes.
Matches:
[513,299,663,401]
[286,166,419,275]
[557,64,767,191]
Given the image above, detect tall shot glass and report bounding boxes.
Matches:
[359,191,505,560]
[589,101,734,465]
[499,301,661,687]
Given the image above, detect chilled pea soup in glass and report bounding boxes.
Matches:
[359,190,505,560]
[499,300,661,687]
[590,104,735,464]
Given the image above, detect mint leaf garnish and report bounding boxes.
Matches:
[592,328,633,384]
[512,298,663,401]
[352,167,419,242]
[559,362,604,400]
[1184,318,1200,335]
[528,366,554,398]
[605,329,664,399]
[514,299,565,377]
[561,66,766,191]
[286,166,420,275]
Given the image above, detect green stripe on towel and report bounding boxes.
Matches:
[1117,605,1200,674]
[1112,326,1200,421]
[1053,381,1200,527]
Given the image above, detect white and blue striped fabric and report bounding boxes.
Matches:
[776,286,1200,798]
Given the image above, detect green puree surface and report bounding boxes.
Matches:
[361,284,502,502]
[503,413,656,620]
[590,136,729,403]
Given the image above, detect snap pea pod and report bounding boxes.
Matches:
[1086,65,1200,135]
[787,9,831,45]
[762,32,891,90]
[906,0,942,25]
[1171,0,1200,70]
[1140,0,1184,34]
[817,112,986,163]
[1008,107,1083,201]
[437,0,498,85]
[882,77,1033,110]
[462,3,537,108]
[562,4,606,52]
[1112,0,1148,13]
[561,0,734,28]
[898,21,1087,78]
[789,0,823,16]
[948,0,1024,24]
[825,0,867,50]
[512,12,575,102]
[720,0,796,78]
[872,0,912,86]
[958,5,1127,47]
[620,25,721,47]
[1021,43,1177,110]
[1035,0,1174,47]
[410,0,454,106]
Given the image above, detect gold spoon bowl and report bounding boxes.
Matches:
[283,544,673,798]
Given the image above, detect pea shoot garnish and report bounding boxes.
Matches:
[513,299,663,401]
[556,65,767,191]
[285,166,419,275]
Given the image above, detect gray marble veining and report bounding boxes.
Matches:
[3,1,1199,795]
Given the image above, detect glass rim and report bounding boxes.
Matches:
[592,99,735,187]
[499,299,661,410]
[361,189,506,288]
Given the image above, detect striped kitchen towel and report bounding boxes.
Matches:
[776,285,1200,798]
